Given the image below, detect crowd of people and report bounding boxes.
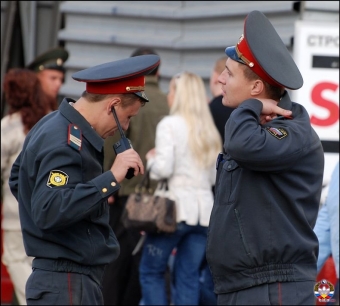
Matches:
[1,9,338,306]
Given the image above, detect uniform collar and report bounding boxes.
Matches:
[277,90,292,111]
[59,98,104,152]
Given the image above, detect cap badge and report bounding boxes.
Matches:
[56,58,63,66]
[47,170,69,188]
[126,86,145,91]
[235,43,254,68]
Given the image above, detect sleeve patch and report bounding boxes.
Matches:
[266,127,288,140]
[68,124,82,151]
[47,170,69,188]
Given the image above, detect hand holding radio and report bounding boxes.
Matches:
[111,107,144,180]
[110,149,144,182]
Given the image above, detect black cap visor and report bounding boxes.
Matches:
[225,46,246,65]
[133,91,149,102]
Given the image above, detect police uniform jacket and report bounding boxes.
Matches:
[9,98,120,265]
[206,91,324,294]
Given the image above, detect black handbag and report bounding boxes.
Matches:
[121,170,177,233]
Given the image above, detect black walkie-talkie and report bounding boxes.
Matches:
[111,107,135,179]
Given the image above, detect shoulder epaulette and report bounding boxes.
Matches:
[67,124,82,151]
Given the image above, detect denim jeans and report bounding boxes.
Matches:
[199,260,217,305]
[314,161,339,277]
[139,222,208,305]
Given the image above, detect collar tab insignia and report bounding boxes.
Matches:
[68,124,82,151]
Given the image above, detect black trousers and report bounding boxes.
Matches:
[102,195,142,305]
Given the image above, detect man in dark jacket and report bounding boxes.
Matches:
[9,54,160,305]
[206,10,324,305]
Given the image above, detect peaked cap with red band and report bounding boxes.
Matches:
[72,54,160,102]
[225,10,303,90]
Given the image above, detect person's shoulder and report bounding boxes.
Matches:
[1,114,25,152]
[158,115,177,126]
[156,116,186,138]
[159,115,185,128]
[209,95,234,114]
[26,112,68,146]
[209,95,223,110]
[291,102,312,121]
[1,112,23,133]
[209,95,223,105]
[329,162,339,185]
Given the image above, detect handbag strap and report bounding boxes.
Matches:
[157,179,170,191]
[135,169,152,193]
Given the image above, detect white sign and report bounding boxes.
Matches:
[292,21,339,189]
[292,21,339,141]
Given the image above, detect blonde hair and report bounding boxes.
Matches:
[170,72,222,168]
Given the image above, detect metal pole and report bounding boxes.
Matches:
[19,1,37,65]
[1,1,17,118]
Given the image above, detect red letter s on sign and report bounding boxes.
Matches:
[311,82,339,126]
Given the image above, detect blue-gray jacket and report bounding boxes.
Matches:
[9,98,120,265]
[206,91,324,294]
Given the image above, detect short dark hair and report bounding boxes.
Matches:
[130,48,159,75]
[81,91,145,107]
[242,65,283,100]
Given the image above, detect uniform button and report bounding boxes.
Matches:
[102,188,107,193]
[111,182,116,187]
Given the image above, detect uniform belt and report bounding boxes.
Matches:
[32,258,107,286]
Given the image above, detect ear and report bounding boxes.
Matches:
[107,97,121,114]
[250,80,264,95]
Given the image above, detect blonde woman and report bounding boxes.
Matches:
[140,72,222,305]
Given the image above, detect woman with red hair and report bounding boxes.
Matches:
[1,68,56,305]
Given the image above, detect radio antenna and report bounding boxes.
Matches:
[111,107,125,138]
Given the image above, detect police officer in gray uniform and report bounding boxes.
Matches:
[206,11,324,305]
[9,54,160,305]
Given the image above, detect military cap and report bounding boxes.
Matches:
[27,47,69,73]
[225,10,303,90]
[72,54,160,102]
